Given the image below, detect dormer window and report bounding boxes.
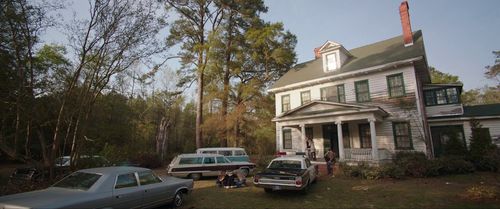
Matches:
[326,53,338,71]
[317,41,351,73]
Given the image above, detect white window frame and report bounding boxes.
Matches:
[322,51,340,72]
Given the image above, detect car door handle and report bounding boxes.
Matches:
[144,189,148,193]
[115,195,122,199]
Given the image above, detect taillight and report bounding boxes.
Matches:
[276,151,286,157]
[295,177,302,187]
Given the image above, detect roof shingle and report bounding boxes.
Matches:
[271,30,426,89]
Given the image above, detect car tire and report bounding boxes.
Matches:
[312,176,317,184]
[188,173,201,180]
[264,188,273,193]
[239,168,250,176]
[172,191,184,208]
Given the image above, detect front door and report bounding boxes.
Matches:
[323,124,350,158]
[322,124,338,158]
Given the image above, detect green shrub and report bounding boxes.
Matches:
[437,156,475,175]
[364,166,386,180]
[468,120,497,171]
[424,160,442,177]
[340,163,385,180]
[474,148,500,172]
[380,163,405,179]
[393,151,429,177]
[392,151,475,177]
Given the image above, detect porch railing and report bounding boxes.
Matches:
[344,148,372,161]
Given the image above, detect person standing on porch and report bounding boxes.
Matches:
[307,138,316,160]
[325,148,336,177]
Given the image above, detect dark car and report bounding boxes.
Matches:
[253,156,318,193]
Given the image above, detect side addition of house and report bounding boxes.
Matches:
[268,1,500,163]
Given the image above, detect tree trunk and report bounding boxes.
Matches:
[220,11,235,148]
[195,71,204,149]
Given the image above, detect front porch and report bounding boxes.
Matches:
[273,101,391,162]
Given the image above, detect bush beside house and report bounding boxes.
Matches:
[468,120,500,172]
[342,152,476,179]
[342,120,500,179]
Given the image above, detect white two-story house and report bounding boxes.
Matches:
[268,1,500,162]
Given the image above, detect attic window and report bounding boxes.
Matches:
[326,53,338,71]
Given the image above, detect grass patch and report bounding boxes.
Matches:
[180,172,500,209]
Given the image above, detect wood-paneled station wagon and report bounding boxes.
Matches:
[167,154,256,180]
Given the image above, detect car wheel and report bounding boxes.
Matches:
[312,176,317,184]
[239,168,250,176]
[264,188,273,193]
[172,191,183,208]
[188,173,201,180]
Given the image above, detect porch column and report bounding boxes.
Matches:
[369,118,378,161]
[300,124,306,152]
[335,120,345,160]
[276,123,281,151]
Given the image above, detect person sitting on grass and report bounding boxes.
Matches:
[235,171,247,187]
[216,171,226,188]
[222,171,236,188]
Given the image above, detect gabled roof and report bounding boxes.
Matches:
[270,30,426,90]
[317,40,342,52]
[273,100,388,121]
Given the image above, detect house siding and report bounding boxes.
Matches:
[425,104,464,117]
[275,65,418,115]
[275,65,428,157]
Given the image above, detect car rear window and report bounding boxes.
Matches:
[179,157,203,165]
[138,171,162,185]
[268,160,302,169]
[53,172,101,190]
[115,173,138,189]
[219,150,232,156]
[234,150,246,156]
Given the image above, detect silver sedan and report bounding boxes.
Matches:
[0,166,193,209]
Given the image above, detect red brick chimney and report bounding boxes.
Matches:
[399,1,413,46]
[314,47,321,59]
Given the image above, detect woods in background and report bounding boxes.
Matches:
[0,0,296,175]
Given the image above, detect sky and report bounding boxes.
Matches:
[42,0,500,91]
[261,0,500,90]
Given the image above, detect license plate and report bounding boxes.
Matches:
[272,186,281,190]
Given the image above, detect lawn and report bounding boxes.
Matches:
[178,172,500,209]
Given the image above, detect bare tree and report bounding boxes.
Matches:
[49,0,168,175]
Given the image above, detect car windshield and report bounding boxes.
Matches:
[52,172,101,190]
[268,160,302,169]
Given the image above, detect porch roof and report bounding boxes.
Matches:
[272,100,388,122]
